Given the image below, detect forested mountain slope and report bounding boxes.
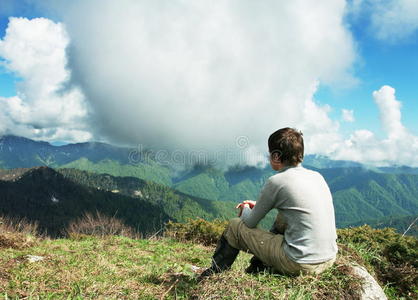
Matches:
[58,168,235,223]
[0,167,168,236]
[0,167,236,236]
[320,168,418,226]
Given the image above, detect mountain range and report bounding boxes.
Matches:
[1,135,417,235]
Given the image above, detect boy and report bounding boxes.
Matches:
[200,128,337,278]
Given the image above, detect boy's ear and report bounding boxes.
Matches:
[270,150,282,163]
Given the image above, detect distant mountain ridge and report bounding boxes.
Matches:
[2,134,418,173]
[0,135,176,185]
[0,135,133,168]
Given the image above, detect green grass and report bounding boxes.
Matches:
[337,225,418,298]
[2,220,417,299]
[1,236,202,299]
[1,234,363,299]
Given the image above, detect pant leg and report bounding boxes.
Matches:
[224,218,302,275]
[224,218,335,275]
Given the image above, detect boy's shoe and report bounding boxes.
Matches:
[198,235,239,281]
[245,256,269,274]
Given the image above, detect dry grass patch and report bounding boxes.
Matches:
[0,215,40,235]
[0,216,40,250]
[0,232,38,250]
[66,211,141,239]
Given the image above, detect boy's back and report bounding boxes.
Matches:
[241,164,338,264]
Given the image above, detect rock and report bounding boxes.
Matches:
[350,263,387,300]
[26,255,44,263]
[190,265,201,273]
[133,190,143,197]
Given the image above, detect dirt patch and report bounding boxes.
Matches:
[0,266,11,285]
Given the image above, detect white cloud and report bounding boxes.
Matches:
[349,0,418,42]
[332,85,418,166]
[297,83,343,156]
[42,0,356,165]
[371,0,418,41]
[342,109,355,122]
[373,85,407,138]
[0,17,91,142]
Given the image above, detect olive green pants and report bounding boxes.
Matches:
[224,218,335,275]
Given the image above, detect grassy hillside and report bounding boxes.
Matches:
[0,235,349,299]
[1,219,417,299]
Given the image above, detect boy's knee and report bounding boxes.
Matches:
[228,217,241,229]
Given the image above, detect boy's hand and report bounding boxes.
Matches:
[236,203,249,217]
[236,200,256,209]
[236,200,256,217]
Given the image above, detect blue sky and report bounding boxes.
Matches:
[316,10,418,138]
[0,18,15,97]
[0,1,417,166]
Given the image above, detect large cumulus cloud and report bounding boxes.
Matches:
[48,0,356,158]
[2,1,417,166]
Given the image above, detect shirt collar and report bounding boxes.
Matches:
[278,163,302,173]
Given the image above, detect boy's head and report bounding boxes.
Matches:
[268,127,304,167]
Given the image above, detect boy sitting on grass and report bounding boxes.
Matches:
[200,128,337,278]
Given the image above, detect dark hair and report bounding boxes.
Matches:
[268,127,304,166]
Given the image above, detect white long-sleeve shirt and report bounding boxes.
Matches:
[241,164,338,264]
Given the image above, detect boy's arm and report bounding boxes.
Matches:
[240,178,280,228]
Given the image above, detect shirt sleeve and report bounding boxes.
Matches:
[240,178,279,228]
